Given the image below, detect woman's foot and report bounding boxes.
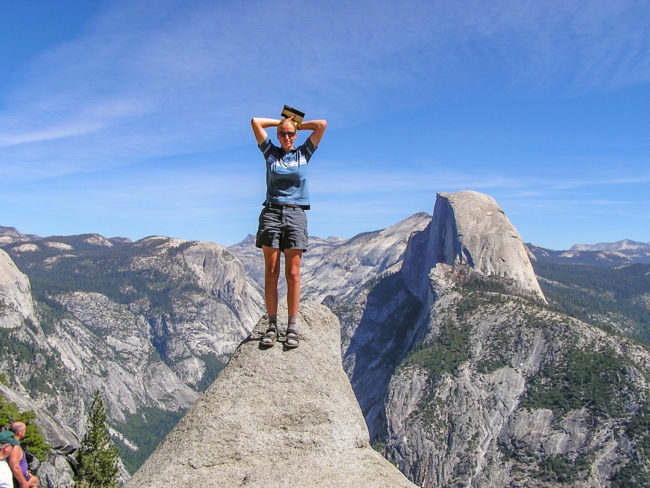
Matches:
[285,328,299,348]
[261,325,278,347]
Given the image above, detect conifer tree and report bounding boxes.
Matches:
[75,391,119,488]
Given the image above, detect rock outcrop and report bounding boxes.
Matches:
[403,191,546,301]
[0,248,36,328]
[346,191,549,438]
[0,235,265,471]
[382,265,650,487]
[0,383,80,488]
[127,302,417,488]
[340,191,650,486]
[300,213,432,303]
[4,188,649,486]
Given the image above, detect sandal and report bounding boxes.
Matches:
[285,328,299,349]
[261,325,278,347]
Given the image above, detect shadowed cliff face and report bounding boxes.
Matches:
[127,302,417,488]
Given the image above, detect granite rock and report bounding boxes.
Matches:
[127,302,417,488]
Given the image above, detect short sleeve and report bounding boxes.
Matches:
[303,138,317,162]
[259,137,273,158]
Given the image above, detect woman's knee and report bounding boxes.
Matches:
[285,260,301,285]
[285,267,300,285]
[265,264,281,282]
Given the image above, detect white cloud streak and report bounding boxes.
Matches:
[1,0,649,250]
[1,0,649,181]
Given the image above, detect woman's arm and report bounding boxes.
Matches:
[251,117,281,145]
[301,119,327,147]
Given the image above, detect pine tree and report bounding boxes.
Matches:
[75,391,119,488]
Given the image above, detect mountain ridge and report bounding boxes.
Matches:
[571,239,650,252]
[1,190,650,486]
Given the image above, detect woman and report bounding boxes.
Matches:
[251,112,327,348]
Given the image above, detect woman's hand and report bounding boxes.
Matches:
[301,119,327,147]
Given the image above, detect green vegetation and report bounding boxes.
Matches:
[0,329,67,396]
[536,452,593,483]
[166,240,196,256]
[533,261,650,344]
[610,461,650,487]
[458,274,509,295]
[5,240,203,318]
[610,402,650,487]
[0,394,51,461]
[455,292,508,320]
[36,294,67,334]
[195,354,227,392]
[520,346,629,421]
[499,442,594,483]
[626,401,650,453]
[75,391,120,488]
[401,318,470,378]
[475,356,508,375]
[371,438,386,455]
[400,290,509,378]
[113,407,185,474]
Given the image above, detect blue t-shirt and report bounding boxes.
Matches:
[259,137,317,208]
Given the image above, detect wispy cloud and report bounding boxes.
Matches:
[2,0,649,182]
[311,156,650,197]
[1,0,648,248]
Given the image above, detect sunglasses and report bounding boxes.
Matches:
[278,131,296,138]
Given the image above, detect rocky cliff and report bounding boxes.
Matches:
[0,248,36,329]
[127,303,417,488]
[339,190,650,486]
[2,188,649,487]
[230,212,432,303]
[345,190,548,438]
[402,191,545,302]
[0,234,265,475]
[383,263,650,487]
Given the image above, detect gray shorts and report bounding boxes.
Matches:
[255,205,308,251]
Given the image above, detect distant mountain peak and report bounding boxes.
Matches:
[571,239,650,252]
[403,191,546,302]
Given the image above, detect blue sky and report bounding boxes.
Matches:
[1,0,649,250]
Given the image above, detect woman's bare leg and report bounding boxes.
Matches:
[262,245,281,317]
[284,249,303,317]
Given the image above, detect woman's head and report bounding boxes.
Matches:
[277,117,298,151]
[278,117,298,131]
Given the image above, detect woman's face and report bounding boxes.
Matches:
[277,124,297,151]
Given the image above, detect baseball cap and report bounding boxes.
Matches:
[0,431,19,446]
